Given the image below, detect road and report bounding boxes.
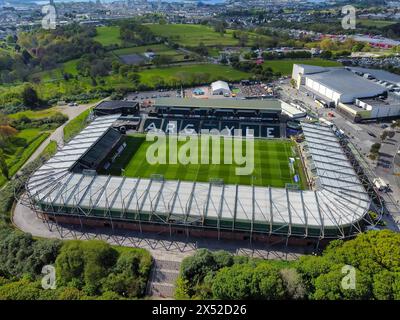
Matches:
[17,101,102,174]
[279,81,400,227]
[13,197,308,262]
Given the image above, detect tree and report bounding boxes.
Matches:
[22,85,40,108]
[239,33,249,47]
[127,72,140,85]
[6,35,16,44]
[0,278,42,300]
[320,38,337,51]
[0,125,17,141]
[25,238,62,276]
[214,21,226,35]
[212,263,254,299]
[313,266,372,300]
[180,249,216,287]
[55,241,85,287]
[81,241,118,295]
[0,119,17,147]
[57,287,85,300]
[320,50,332,59]
[373,270,396,300]
[280,268,306,299]
[0,149,9,180]
[370,142,381,156]
[212,251,234,269]
[100,249,151,298]
[251,263,285,299]
[380,130,389,141]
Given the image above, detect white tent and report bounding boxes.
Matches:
[211,80,231,95]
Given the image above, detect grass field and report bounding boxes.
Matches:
[8,107,61,120]
[29,59,79,83]
[0,129,50,187]
[112,44,187,63]
[105,135,307,189]
[147,24,271,48]
[18,62,249,102]
[358,19,397,28]
[94,24,271,49]
[139,64,249,86]
[263,58,342,75]
[112,44,176,56]
[148,24,238,47]
[94,26,122,46]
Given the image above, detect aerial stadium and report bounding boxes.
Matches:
[24,98,378,246]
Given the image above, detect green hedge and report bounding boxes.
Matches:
[63,108,92,142]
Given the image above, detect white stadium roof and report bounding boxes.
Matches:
[26,116,371,238]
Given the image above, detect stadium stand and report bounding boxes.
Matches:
[26,115,373,243]
[260,125,281,138]
[162,119,182,134]
[94,101,139,116]
[149,98,284,138]
[72,128,122,172]
[240,123,260,137]
[180,119,201,134]
[143,118,163,132]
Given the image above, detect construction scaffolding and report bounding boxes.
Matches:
[24,116,376,244]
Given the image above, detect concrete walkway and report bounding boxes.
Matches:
[148,259,181,299]
[13,197,309,263]
[18,101,103,174]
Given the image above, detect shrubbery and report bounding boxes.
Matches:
[11,112,68,130]
[176,230,400,300]
[0,237,152,300]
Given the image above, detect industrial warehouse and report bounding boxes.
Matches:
[292,64,400,122]
[24,105,376,245]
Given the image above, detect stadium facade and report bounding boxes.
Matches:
[25,109,375,245]
[144,98,285,138]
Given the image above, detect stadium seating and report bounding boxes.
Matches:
[237,110,258,118]
[260,125,280,138]
[143,118,163,132]
[74,128,122,171]
[169,107,191,116]
[220,121,240,135]
[260,112,280,122]
[201,121,220,131]
[180,119,201,134]
[240,123,260,137]
[162,119,182,134]
[193,109,209,117]
[214,109,234,118]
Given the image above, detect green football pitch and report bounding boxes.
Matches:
[104,135,307,189]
